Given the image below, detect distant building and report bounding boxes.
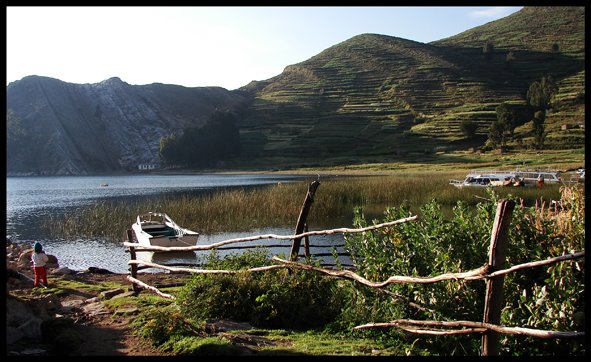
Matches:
[138,163,159,171]
[561,124,574,130]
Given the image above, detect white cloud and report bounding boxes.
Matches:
[469,7,520,19]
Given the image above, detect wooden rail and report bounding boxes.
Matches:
[124,191,584,355]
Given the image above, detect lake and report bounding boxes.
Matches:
[6,174,349,274]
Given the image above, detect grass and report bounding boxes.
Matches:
[251,330,409,356]
[41,148,582,241]
[154,328,410,356]
[30,273,406,356]
[30,179,585,356]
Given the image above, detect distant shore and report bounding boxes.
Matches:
[6,148,585,178]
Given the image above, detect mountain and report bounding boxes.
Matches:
[234,6,584,165]
[7,76,247,175]
[6,6,585,175]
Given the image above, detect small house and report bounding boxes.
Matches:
[138,163,159,171]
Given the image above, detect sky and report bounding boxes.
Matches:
[6,6,523,90]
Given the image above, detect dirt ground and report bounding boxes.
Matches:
[6,240,290,357]
[6,266,178,356]
[66,272,179,356]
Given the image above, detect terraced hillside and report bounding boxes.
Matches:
[236,6,584,166]
[433,6,585,150]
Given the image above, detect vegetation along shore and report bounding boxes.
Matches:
[7,158,585,355]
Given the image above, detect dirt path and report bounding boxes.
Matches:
[6,265,174,356]
[6,241,278,356]
[65,273,180,356]
[70,308,170,356]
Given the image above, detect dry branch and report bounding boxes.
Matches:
[487,251,585,278]
[128,259,287,274]
[354,319,585,339]
[271,250,585,287]
[397,325,487,335]
[123,215,418,252]
[272,256,489,287]
[126,275,176,299]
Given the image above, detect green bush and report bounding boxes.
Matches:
[342,197,494,354]
[343,185,585,355]
[132,306,199,347]
[177,251,345,330]
[133,185,585,356]
[161,336,245,355]
[499,185,585,355]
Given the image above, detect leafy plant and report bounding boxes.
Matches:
[344,185,584,355]
[176,251,345,330]
[132,306,200,346]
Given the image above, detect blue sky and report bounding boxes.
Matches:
[6,6,523,90]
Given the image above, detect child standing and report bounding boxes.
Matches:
[31,242,49,288]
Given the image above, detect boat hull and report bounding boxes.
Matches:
[135,232,199,248]
[131,212,199,248]
[450,168,564,188]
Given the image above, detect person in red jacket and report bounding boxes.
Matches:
[31,242,49,288]
[537,174,545,188]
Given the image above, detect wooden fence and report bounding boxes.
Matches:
[123,182,585,356]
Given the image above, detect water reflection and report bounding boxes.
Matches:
[6,174,344,274]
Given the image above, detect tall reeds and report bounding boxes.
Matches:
[41,172,564,241]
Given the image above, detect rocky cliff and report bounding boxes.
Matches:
[7,76,247,175]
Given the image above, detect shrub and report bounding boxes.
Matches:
[460,119,478,138]
[343,197,493,354]
[133,186,585,356]
[500,185,585,355]
[176,251,345,330]
[132,306,199,347]
[343,185,585,355]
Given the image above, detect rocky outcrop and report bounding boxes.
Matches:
[7,76,247,175]
[17,248,59,270]
[6,296,46,344]
[5,240,119,355]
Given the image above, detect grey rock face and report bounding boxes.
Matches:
[7,76,247,175]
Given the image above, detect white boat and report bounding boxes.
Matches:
[513,168,563,185]
[132,212,199,248]
[450,168,563,188]
[450,172,517,188]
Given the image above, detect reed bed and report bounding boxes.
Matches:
[42,171,566,241]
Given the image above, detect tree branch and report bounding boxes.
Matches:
[128,259,286,274]
[126,275,176,299]
[354,319,585,339]
[272,250,585,287]
[123,215,418,252]
[272,256,489,287]
[487,251,584,278]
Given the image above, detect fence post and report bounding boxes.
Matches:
[126,229,139,293]
[290,180,320,261]
[481,199,515,356]
[303,223,310,258]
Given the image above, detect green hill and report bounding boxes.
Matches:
[234,6,584,168]
[6,7,585,174]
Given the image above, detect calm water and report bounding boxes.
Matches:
[6,174,348,273]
